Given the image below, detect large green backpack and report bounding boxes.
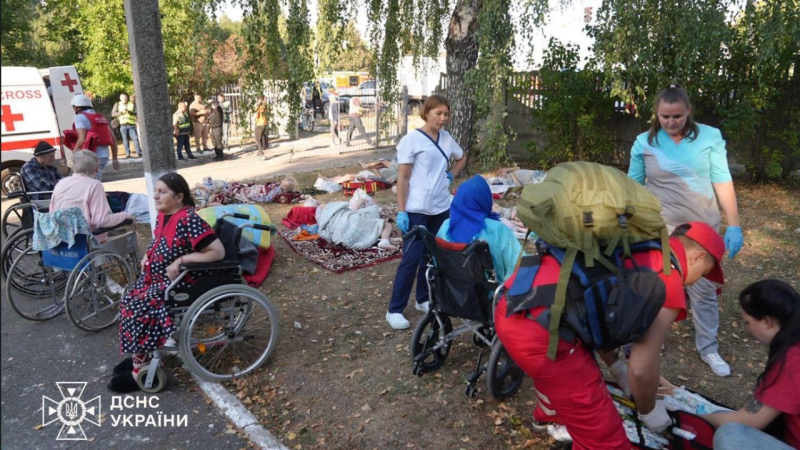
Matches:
[516,161,672,359]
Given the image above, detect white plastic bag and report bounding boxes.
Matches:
[313,176,342,193]
[348,188,375,210]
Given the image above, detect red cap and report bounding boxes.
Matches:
[674,222,725,284]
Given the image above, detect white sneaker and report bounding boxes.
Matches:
[385,312,410,330]
[414,301,430,314]
[546,424,572,442]
[701,353,731,377]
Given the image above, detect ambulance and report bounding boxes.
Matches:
[1,66,82,195]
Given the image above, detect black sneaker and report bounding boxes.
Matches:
[107,371,140,393]
[188,156,197,160]
[113,357,133,375]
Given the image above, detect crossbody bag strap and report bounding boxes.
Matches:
[415,128,449,165]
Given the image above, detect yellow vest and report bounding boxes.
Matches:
[118,101,137,125]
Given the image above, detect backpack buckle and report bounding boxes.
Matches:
[617,214,629,228]
[583,212,594,228]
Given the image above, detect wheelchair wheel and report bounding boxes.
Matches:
[178,285,279,381]
[1,202,34,238]
[486,340,524,400]
[136,367,168,393]
[65,249,133,332]
[410,312,453,373]
[4,247,66,321]
[1,228,34,280]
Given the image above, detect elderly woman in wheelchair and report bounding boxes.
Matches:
[3,150,138,324]
[109,173,280,393]
[404,176,526,400]
[109,173,225,392]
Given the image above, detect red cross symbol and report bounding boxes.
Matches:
[61,73,79,93]
[1,105,25,132]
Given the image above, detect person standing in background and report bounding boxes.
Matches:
[254,95,269,161]
[217,93,231,148]
[111,92,142,158]
[189,93,209,154]
[628,85,744,377]
[207,99,225,161]
[172,101,196,161]
[329,95,341,146]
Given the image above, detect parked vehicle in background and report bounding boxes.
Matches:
[1,66,80,195]
[397,55,446,115]
[303,81,346,118]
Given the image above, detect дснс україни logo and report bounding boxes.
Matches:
[42,382,101,440]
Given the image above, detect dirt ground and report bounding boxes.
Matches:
[147,165,800,449]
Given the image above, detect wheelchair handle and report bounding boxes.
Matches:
[220,212,251,220]
[402,225,427,242]
[93,218,134,235]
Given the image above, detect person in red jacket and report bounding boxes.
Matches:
[705,279,800,450]
[495,222,725,450]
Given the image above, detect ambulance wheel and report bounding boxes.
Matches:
[1,167,22,196]
[410,312,453,372]
[136,367,167,393]
[486,341,524,400]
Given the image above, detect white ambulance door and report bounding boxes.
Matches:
[47,66,83,135]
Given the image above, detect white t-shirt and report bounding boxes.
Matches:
[396,129,464,215]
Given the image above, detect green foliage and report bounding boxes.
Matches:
[589,0,731,120]
[329,22,373,72]
[525,39,615,168]
[589,0,800,179]
[1,0,40,66]
[465,0,515,168]
[285,0,315,132]
[315,0,349,74]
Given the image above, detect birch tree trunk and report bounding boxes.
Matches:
[445,0,482,166]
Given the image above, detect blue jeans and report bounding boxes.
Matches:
[714,422,792,449]
[388,211,449,314]
[95,157,109,182]
[120,125,141,157]
[175,134,193,159]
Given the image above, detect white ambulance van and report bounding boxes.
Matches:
[1,66,82,195]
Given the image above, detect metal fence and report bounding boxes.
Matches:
[92,81,409,154]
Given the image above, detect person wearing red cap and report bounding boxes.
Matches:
[495,222,726,450]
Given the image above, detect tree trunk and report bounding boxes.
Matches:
[445,0,481,168]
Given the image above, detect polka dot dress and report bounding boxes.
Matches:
[119,207,214,354]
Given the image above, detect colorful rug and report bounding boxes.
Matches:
[278,203,402,273]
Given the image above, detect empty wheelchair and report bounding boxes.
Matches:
[137,213,280,393]
[406,226,525,400]
[4,208,139,329]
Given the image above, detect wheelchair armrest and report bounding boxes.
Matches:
[93,219,134,235]
[8,191,26,199]
[180,260,240,271]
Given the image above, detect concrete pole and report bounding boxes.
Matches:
[124,0,176,231]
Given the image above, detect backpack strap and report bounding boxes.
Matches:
[547,247,577,360]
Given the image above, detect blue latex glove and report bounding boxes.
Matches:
[446,171,454,183]
[724,226,743,259]
[396,211,410,234]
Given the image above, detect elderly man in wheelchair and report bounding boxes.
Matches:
[108,173,279,393]
[2,141,63,238]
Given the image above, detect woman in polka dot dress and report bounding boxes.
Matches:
[108,173,225,393]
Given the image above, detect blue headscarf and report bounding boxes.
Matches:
[448,175,499,244]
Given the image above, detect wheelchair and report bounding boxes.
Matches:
[3,209,139,330]
[136,213,280,393]
[1,176,52,239]
[406,226,525,400]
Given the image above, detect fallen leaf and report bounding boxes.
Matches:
[287,432,297,440]
[33,424,44,431]
[346,368,364,379]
